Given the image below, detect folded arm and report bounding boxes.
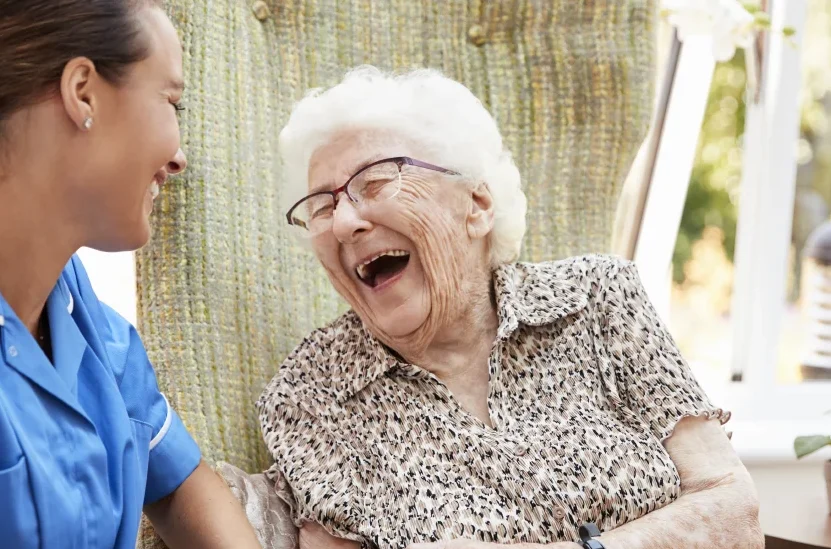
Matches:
[589,261,763,549]
[408,417,762,549]
[594,416,763,549]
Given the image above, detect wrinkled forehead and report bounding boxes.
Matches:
[306,128,429,192]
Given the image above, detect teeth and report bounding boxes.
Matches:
[150,181,160,199]
[355,250,410,280]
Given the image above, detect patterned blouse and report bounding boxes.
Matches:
[257,255,728,549]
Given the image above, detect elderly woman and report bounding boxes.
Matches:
[257,67,762,549]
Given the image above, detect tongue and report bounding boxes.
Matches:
[374,268,401,287]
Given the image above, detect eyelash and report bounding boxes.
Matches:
[172,103,186,112]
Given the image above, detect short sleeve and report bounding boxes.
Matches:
[597,259,729,441]
[101,303,202,504]
[257,394,371,548]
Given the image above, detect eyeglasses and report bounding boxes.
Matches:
[286,156,460,235]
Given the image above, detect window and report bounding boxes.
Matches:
[639,0,831,461]
[76,248,137,326]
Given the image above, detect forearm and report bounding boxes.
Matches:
[596,475,763,549]
[145,459,262,549]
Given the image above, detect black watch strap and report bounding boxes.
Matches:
[578,522,606,549]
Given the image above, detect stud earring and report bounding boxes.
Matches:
[83,117,93,130]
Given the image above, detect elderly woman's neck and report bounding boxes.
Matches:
[419,277,499,394]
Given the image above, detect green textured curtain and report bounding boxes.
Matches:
[136,0,655,545]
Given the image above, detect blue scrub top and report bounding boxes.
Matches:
[0,256,202,549]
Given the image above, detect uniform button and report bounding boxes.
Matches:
[8,346,18,357]
[251,0,270,21]
[553,506,567,520]
[514,443,529,457]
[467,24,487,46]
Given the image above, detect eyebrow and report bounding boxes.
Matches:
[308,183,334,195]
[307,153,388,194]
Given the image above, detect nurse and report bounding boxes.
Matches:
[0,1,262,548]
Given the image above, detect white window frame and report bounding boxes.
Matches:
[631,33,716,320]
[631,0,831,464]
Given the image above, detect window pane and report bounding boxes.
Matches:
[669,53,745,383]
[780,0,831,384]
[670,1,831,386]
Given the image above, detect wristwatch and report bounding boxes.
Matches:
[578,523,606,549]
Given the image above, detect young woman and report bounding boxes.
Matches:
[0,1,261,547]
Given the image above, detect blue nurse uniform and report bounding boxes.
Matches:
[0,255,201,548]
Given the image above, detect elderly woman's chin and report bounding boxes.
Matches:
[339,258,431,339]
[366,290,431,339]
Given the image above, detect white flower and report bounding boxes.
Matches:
[664,0,756,62]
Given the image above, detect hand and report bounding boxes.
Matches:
[406,540,583,549]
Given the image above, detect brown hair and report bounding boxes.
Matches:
[0,0,159,132]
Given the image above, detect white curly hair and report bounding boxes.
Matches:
[279,66,527,266]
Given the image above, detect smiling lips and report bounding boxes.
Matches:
[355,249,411,288]
[150,172,168,200]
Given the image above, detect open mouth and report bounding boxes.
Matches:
[356,250,411,289]
[150,173,167,200]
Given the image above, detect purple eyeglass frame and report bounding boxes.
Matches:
[286,156,460,229]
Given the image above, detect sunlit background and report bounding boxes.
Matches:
[668,0,831,386]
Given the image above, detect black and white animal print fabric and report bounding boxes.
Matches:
[257,255,729,549]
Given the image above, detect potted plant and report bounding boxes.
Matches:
[794,435,831,510]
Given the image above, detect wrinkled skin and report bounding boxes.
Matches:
[307,129,497,367]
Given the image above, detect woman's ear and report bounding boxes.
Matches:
[60,57,97,131]
[467,181,495,240]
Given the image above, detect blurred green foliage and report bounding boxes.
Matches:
[673,1,831,287]
[673,52,746,283]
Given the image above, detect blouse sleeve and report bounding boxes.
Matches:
[257,392,371,547]
[596,258,730,441]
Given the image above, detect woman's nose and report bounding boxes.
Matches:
[331,199,373,244]
[167,148,187,175]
